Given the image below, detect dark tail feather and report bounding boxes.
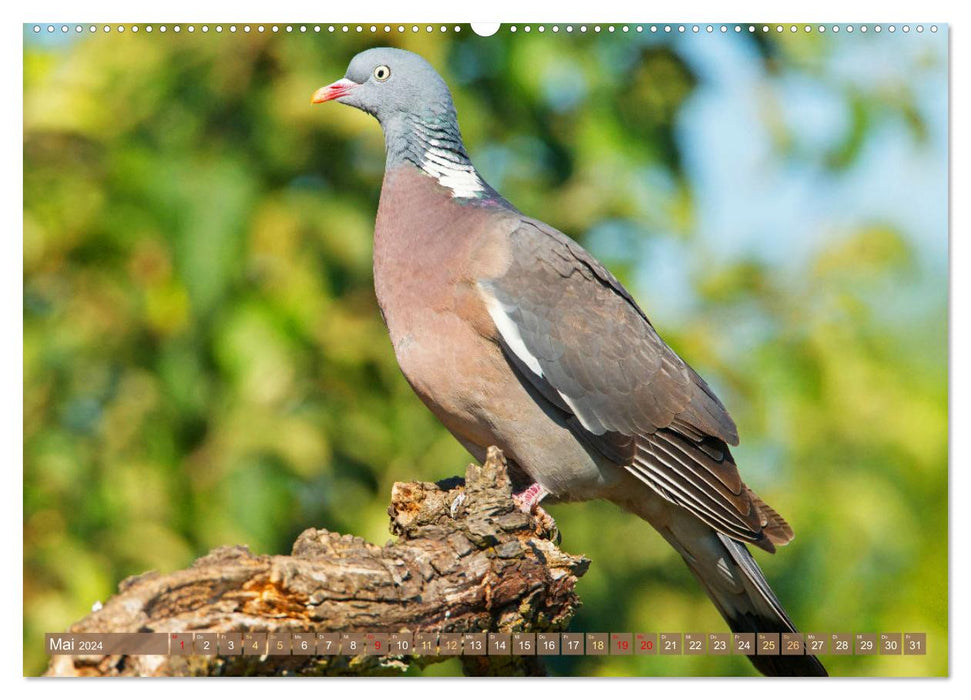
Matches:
[622,493,828,676]
[696,533,827,676]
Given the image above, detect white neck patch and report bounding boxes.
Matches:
[419,146,485,199]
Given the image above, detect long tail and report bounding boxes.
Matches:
[615,477,827,676]
[672,526,827,676]
[620,491,828,676]
[713,533,827,676]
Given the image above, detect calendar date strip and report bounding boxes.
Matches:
[47,631,928,657]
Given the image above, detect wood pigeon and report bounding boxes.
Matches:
[312,47,827,677]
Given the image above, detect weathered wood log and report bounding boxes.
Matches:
[45,447,589,677]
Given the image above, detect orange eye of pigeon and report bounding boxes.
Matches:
[373,65,391,81]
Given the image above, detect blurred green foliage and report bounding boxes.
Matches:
[23,26,947,677]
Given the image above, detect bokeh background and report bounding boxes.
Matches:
[23,23,948,676]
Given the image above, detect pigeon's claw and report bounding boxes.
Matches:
[512,483,558,541]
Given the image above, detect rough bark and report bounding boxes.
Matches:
[45,447,589,677]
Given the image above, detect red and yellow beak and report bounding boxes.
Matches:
[311,78,358,104]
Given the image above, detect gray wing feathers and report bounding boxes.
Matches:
[627,430,768,548]
[482,219,786,548]
[484,219,738,445]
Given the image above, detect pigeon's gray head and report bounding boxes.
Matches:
[313,47,496,200]
[312,47,456,126]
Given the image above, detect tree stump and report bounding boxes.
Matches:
[45,447,589,677]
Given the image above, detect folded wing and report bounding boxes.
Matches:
[481,219,791,551]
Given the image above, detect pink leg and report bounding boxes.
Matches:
[512,482,549,513]
[512,483,558,540]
